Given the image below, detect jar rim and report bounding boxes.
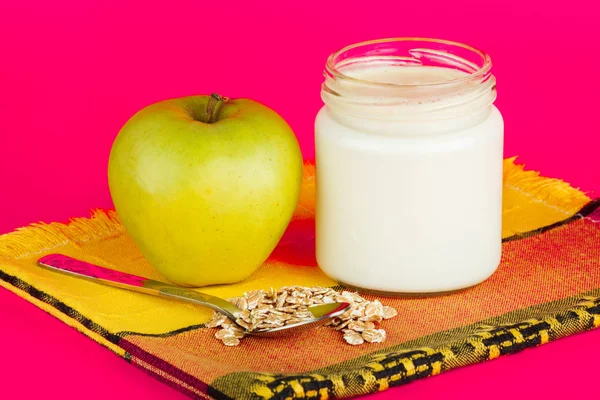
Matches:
[325,37,493,88]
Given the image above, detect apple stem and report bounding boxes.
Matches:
[205,93,229,123]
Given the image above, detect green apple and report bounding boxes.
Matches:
[108,94,303,287]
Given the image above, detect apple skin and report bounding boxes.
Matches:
[107,95,303,287]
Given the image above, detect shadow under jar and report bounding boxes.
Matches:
[315,38,503,296]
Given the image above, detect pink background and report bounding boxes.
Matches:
[1,1,599,399]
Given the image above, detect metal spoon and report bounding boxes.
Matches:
[37,254,350,337]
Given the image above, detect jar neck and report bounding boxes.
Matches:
[320,38,497,136]
[322,73,497,136]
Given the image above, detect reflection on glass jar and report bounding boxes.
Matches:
[315,38,503,295]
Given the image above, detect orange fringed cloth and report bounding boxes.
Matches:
[1,158,599,399]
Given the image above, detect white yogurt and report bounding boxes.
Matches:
[315,40,504,294]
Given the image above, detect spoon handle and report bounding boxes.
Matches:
[37,253,241,319]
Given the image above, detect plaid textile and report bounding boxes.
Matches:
[1,158,599,399]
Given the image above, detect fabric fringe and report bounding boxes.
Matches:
[0,209,123,260]
[503,156,591,210]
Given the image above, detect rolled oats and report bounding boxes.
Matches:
[276,291,288,308]
[245,290,265,309]
[230,296,248,311]
[222,336,241,346]
[361,328,387,343]
[206,312,227,328]
[343,329,365,346]
[333,319,352,331]
[347,320,375,332]
[207,286,398,347]
[215,328,234,340]
[382,306,398,319]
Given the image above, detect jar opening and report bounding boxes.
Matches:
[325,37,492,88]
[321,37,497,123]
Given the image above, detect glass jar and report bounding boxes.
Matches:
[314,38,503,295]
